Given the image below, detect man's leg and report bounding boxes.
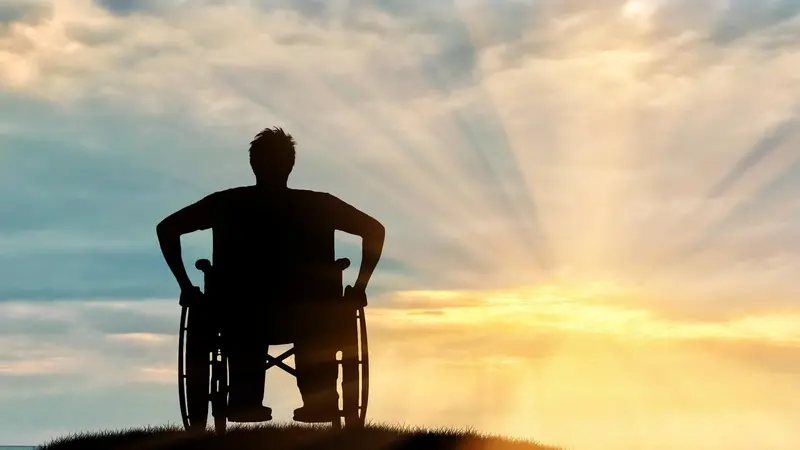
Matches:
[293,332,340,422]
[289,300,352,423]
[224,318,272,422]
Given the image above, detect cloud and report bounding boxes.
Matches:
[0,1,52,25]
[82,307,176,335]
[709,0,800,45]
[92,0,184,16]
[0,356,76,375]
[0,300,182,410]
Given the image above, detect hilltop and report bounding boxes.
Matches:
[38,423,560,450]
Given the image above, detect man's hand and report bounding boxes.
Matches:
[179,285,205,307]
[344,285,368,307]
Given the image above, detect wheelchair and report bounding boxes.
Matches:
[177,257,369,434]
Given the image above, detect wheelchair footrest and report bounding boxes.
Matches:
[228,416,273,423]
[225,408,273,423]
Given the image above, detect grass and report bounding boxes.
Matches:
[37,423,562,450]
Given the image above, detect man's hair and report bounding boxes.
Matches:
[249,127,296,172]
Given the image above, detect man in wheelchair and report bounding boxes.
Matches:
[156,127,385,423]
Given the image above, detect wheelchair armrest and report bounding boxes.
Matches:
[195,259,212,273]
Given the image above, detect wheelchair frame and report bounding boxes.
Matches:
[178,258,369,434]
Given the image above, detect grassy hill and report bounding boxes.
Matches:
[37,423,561,450]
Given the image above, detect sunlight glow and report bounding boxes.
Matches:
[374,285,800,346]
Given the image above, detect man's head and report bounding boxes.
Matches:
[249,127,296,186]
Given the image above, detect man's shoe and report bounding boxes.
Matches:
[293,405,340,423]
[227,405,273,423]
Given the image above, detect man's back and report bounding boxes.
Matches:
[206,186,341,303]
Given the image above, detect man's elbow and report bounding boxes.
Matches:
[367,219,385,240]
[156,218,175,240]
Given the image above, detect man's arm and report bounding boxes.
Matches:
[156,195,216,291]
[326,194,385,291]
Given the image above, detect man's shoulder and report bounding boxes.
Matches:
[289,188,337,202]
[206,186,255,200]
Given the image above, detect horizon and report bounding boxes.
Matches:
[3,0,800,449]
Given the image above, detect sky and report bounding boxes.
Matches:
[2,0,800,448]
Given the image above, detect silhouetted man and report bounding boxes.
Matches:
[156,127,385,423]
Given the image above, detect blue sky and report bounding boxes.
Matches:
[3,0,800,448]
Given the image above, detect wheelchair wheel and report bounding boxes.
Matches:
[178,304,213,432]
[338,305,369,428]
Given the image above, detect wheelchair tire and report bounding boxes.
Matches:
[178,304,213,432]
[339,305,369,428]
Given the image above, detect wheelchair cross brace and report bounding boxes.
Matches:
[266,347,297,376]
